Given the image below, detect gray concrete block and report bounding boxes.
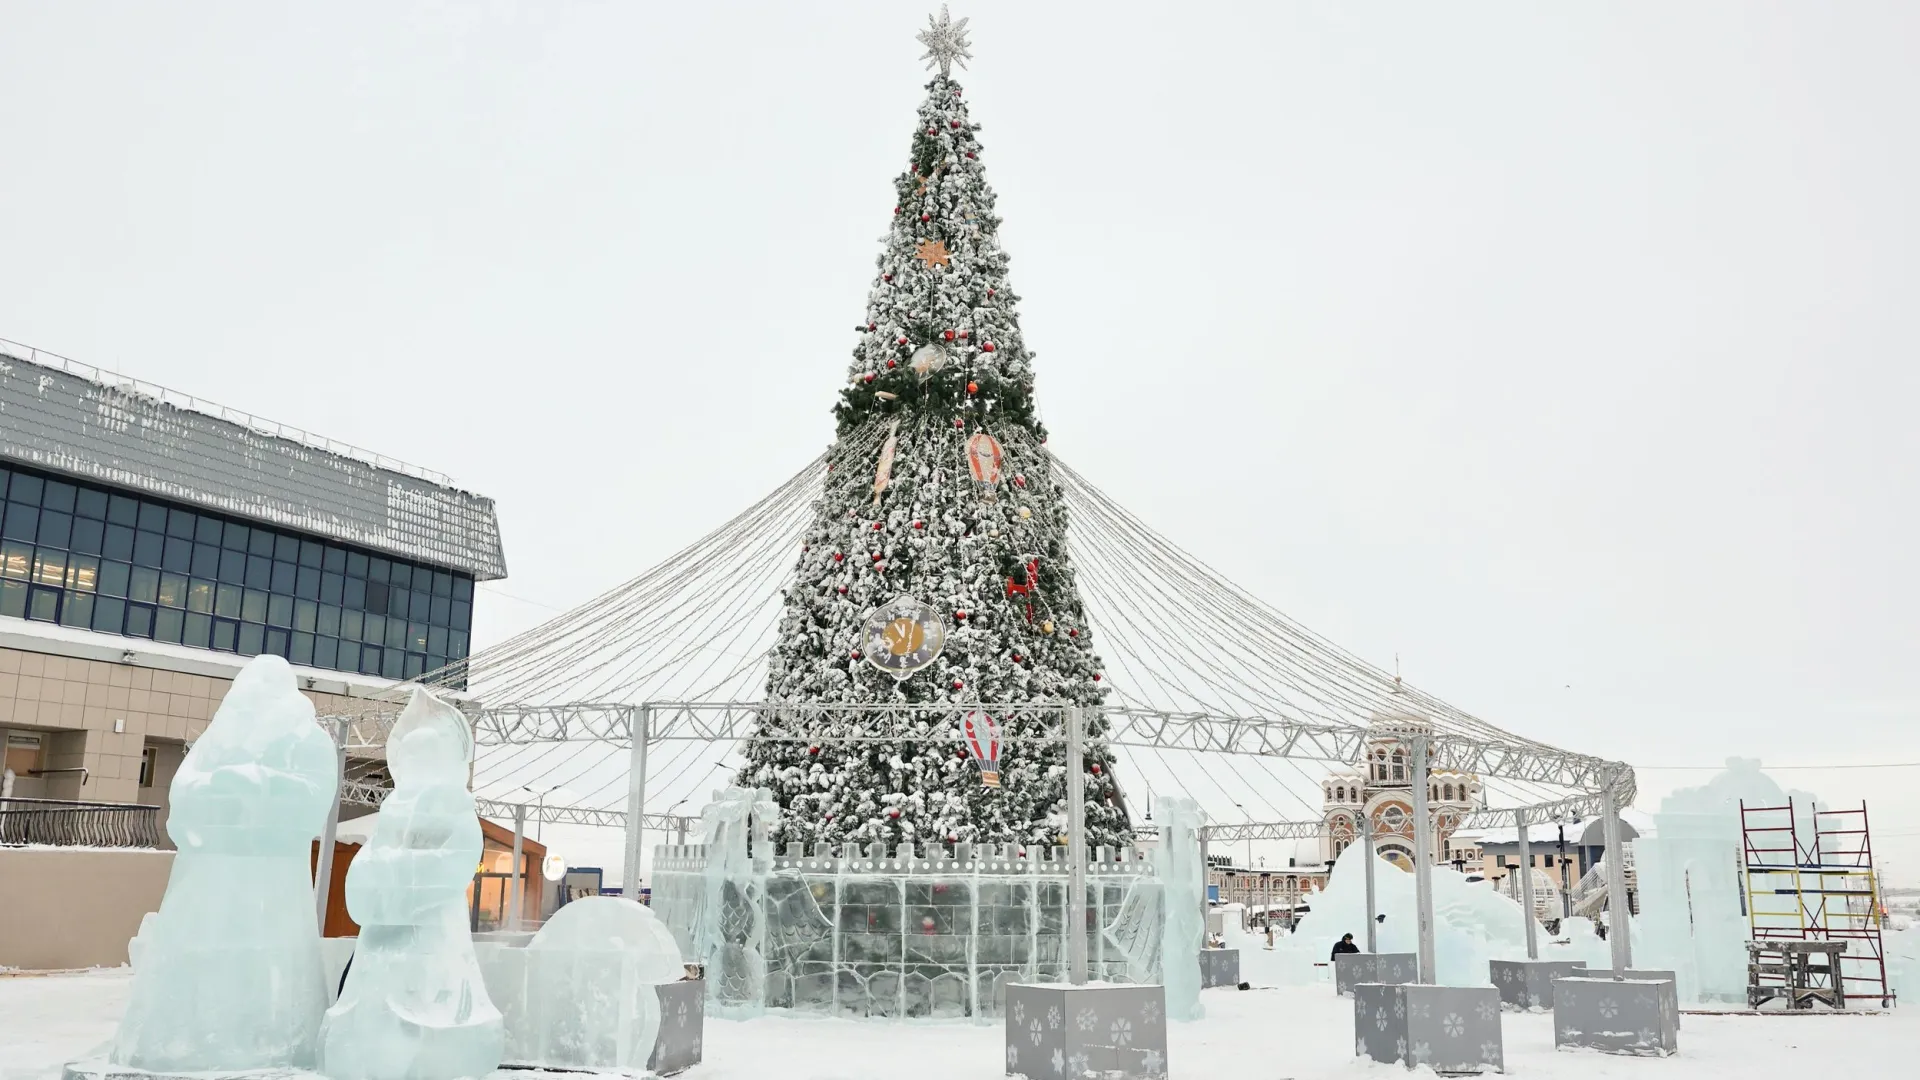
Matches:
[1353,983,1504,1074]
[1334,952,1417,996]
[1553,977,1678,1057]
[1488,959,1587,1010]
[1005,983,1168,1080]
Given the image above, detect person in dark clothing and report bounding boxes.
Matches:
[1330,933,1361,960]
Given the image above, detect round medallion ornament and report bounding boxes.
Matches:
[861,594,947,679]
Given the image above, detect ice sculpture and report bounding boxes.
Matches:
[320,687,503,1080]
[1273,844,1607,986]
[1155,795,1208,1020]
[693,785,777,1014]
[511,897,686,1072]
[1633,759,1817,1003]
[110,655,338,1073]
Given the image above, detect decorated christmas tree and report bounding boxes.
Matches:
[741,9,1128,852]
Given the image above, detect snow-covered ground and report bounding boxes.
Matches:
[3,964,1912,1080]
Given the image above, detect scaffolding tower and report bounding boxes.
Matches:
[1740,798,1890,1008]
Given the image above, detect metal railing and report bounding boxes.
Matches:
[0,797,162,848]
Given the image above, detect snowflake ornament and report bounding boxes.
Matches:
[1141,1048,1166,1076]
[1598,996,1619,1019]
[1029,1017,1044,1046]
[1442,1013,1465,1037]
[1110,1017,1133,1047]
[1047,1004,1062,1030]
[1476,998,1498,1022]
[1075,1007,1098,1032]
[1141,998,1161,1025]
[1006,1043,1019,1070]
[1067,1051,1090,1077]
[916,5,973,78]
[1050,1047,1064,1076]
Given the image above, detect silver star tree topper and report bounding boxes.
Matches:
[916,5,973,79]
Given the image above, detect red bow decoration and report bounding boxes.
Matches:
[1005,558,1040,623]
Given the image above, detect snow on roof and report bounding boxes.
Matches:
[0,340,506,579]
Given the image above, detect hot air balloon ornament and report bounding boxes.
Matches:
[962,711,1002,788]
[966,432,1003,492]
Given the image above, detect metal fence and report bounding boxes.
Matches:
[0,797,162,848]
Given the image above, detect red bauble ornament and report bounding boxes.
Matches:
[913,520,925,529]
[1093,673,1102,681]
[981,342,995,352]
[987,288,996,296]
[955,610,968,620]
[889,808,902,819]
[808,745,820,755]
[893,206,901,215]
[871,522,883,531]
[922,915,936,931]
[1012,654,1023,663]
[950,120,961,129]
[920,213,930,222]
[833,552,845,562]
[883,273,893,282]
[868,322,877,331]
[871,552,883,561]
[836,585,848,594]
[896,336,908,345]
[943,329,955,341]
[1091,763,1102,774]
[1013,474,1026,487]
[966,381,978,394]
[926,127,937,135]
[966,151,977,160]
[874,562,885,573]
[887,358,898,368]
[957,329,969,338]
[863,373,875,383]
[1069,628,1079,637]
[953,417,965,428]
[952,679,964,690]
[850,651,862,661]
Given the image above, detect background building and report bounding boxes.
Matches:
[0,339,504,834]
[1319,714,1482,869]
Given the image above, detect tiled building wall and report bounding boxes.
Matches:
[0,645,371,809]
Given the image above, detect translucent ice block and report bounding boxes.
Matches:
[320,687,503,1080]
[514,897,686,1072]
[111,655,340,1073]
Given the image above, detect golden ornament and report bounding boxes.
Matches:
[883,617,926,657]
[1017,506,1032,519]
[915,239,952,270]
[1042,620,1054,634]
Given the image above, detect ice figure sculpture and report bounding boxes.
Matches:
[110,655,338,1073]
[320,687,503,1080]
[1155,795,1207,1021]
[512,897,686,1072]
[694,786,777,1015]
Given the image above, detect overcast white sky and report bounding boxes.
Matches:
[3,2,1917,883]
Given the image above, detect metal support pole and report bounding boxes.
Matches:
[1516,811,1539,960]
[1558,823,1573,919]
[1066,706,1089,986]
[1361,813,1378,953]
[508,802,526,932]
[313,717,348,935]
[1198,833,1210,929]
[1601,773,1633,972]
[622,706,651,901]
[1410,735,1436,983]
[677,818,687,847]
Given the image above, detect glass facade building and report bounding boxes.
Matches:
[0,461,473,681]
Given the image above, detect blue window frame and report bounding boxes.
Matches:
[0,462,475,683]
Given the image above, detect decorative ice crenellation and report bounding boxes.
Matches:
[1154,796,1207,1022]
[651,786,1170,1021]
[320,687,504,1080]
[111,655,339,1073]
[511,897,686,1073]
